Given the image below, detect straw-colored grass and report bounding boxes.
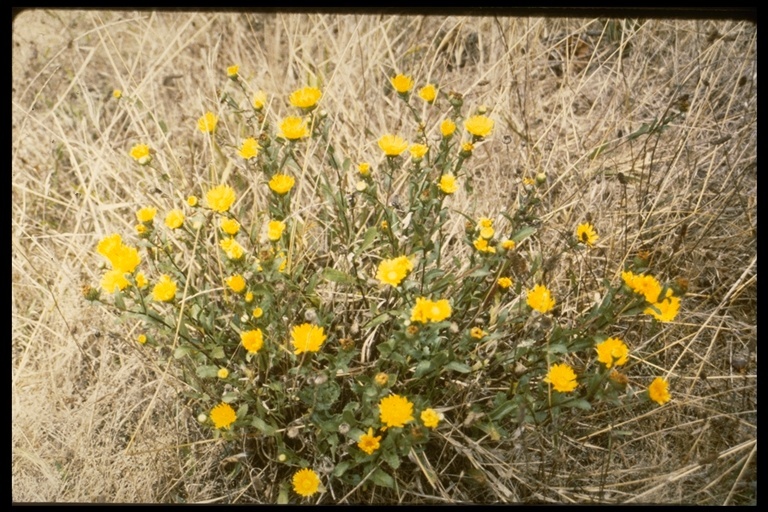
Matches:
[13,10,756,504]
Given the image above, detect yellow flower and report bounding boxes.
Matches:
[226,64,239,78]
[292,468,320,498]
[187,195,198,207]
[291,323,327,355]
[460,141,474,156]
[473,238,496,254]
[241,329,264,354]
[219,238,244,261]
[358,162,371,176]
[501,239,516,251]
[279,116,310,140]
[112,89,122,99]
[374,372,389,386]
[379,394,414,428]
[376,256,413,287]
[97,233,123,260]
[409,143,429,160]
[100,269,129,293]
[418,83,437,103]
[464,115,494,138]
[527,284,555,314]
[289,86,322,109]
[245,291,253,303]
[164,209,184,230]
[479,226,495,240]
[136,206,157,223]
[648,377,671,405]
[210,402,237,429]
[439,174,458,194]
[237,137,261,159]
[440,119,456,137]
[645,292,681,323]
[470,327,486,339]
[130,144,151,164]
[576,223,598,246]
[268,174,295,195]
[206,184,236,213]
[217,368,229,379]
[97,235,141,274]
[378,134,408,156]
[357,427,382,455]
[135,224,147,236]
[267,220,286,241]
[152,274,177,302]
[390,74,414,94]
[622,271,663,303]
[219,217,240,235]
[497,277,513,289]
[137,334,147,344]
[252,90,267,110]
[226,274,246,293]
[410,297,452,323]
[197,111,218,133]
[545,363,578,392]
[595,337,629,368]
[252,307,263,319]
[477,217,493,229]
[420,408,440,429]
[135,272,148,289]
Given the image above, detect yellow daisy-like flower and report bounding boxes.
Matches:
[197,111,218,133]
[410,297,452,323]
[497,277,513,289]
[409,143,428,160]
[439,174,458,194]
[97,233,123,260]
[100,269,130,293]
[289,86,322,109]
[219,238,245,261]
[378,134,408,156]
[225,274,246,293]
[376,256,413,287]
[544,363,578,393]
[219,217,240,235]
[268,174,295,195]
[501,239,516,251]
[527,284,555,314]
[136,206,157,223]
[379,394,414,428]
[267,220,286,241]
[390,74,414,94]
[237,137,261,160]
[97,236,141,273]
[129,144,151,164]
[374,372,389,386]
[470,327,486,339]
[152,274,177,302]
[252,90,267,110]
[576,223,598,246]
[477,217,493,229]
[291,323,327,355]
[279,116,310,140]
[241,329,264,354]
[418,83,437,103]
[164,209,184,230]
[135,272,148,289]
[252,307,264,319]
[292,468,320,498]
[645,292,681,323]
[357,427,382,455]
[420,408,440,429]
[460,141,474,156]
[358,162,371,176]
[187,195,198,207]
[440,119,456,137]
[473,238,496,254]
[226,64,239,78]
[112,89,122,99]
[210,402,237,429]
[595,337,629,368]
[137,334,147,344]
[648,377,671,405]
[464,115,494,138]
[206,184,236,213]
[217,368,229,379]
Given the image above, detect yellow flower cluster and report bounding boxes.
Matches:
[97,235,142,292]
[291,323,327,355]
[376,256,413,287]
[527,284,556,314]
[379,394,414,428]
[622,271,680,322]
[411,297,451,323]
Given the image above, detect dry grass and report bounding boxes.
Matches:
[12,10,756,504]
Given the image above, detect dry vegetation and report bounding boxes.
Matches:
[12,10,756,504]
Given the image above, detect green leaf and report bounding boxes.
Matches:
[333,461,351,477]
[365,312,391,330]
[251,416,277,436]
[356,227,378,256]
[210,346,225,360]
[236,403,249,419]
[370,468,395,489]
[563,398,592,410]
[413,360,433,378]
[489,400,518,422]
[468,268,491,278]
[196,365,219,378]
[322,267,357,286]
[547,343,569,355]
[174,346,196,359]
[512,226,537,243]
[277,484,289,505]
[222,391,239,403]
[382,448,401,470]
[444,361,471,374]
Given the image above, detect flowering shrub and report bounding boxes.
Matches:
[87,68,685,503]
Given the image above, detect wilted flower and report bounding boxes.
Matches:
[545,363,578,392]
[197,111,218,133]
[378,134,408,156]
[527,284,555,314]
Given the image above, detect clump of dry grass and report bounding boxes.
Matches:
[13,10,755,504]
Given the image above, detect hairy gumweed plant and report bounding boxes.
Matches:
[86,65,685,501]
